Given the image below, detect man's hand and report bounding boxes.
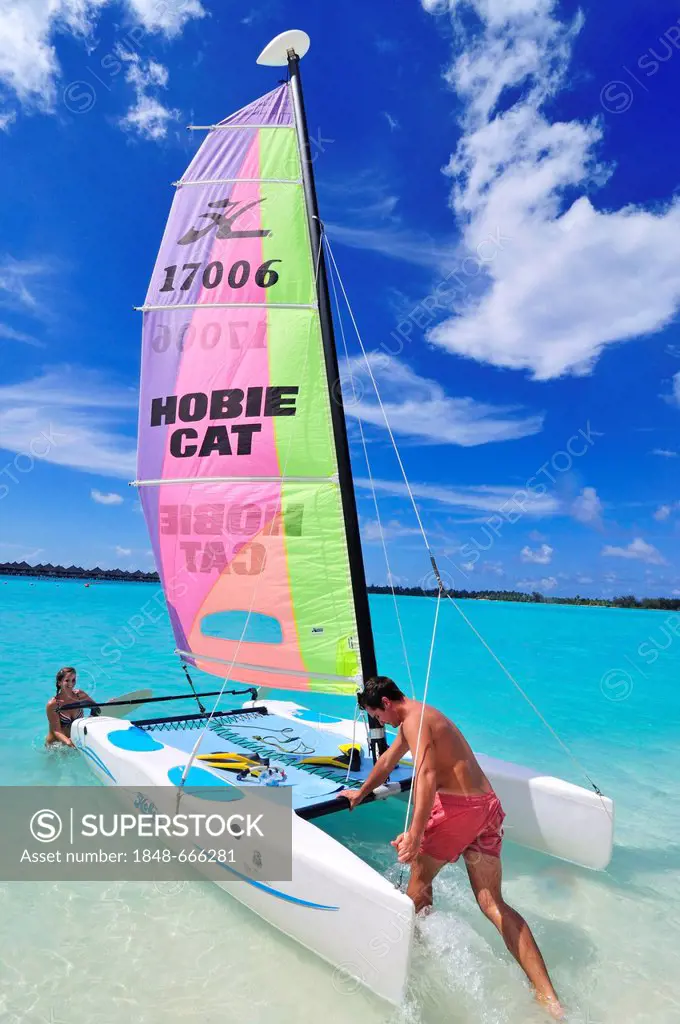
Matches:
[338,789,364,810]
[391,829,422,864]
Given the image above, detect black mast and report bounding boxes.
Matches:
[287,48,387,761]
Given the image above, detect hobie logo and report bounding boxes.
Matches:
[178,198,271,245]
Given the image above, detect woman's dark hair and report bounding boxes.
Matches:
[358,675,405,710]
[55,666,77,695]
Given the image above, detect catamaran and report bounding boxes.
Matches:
[72,30,615,1006]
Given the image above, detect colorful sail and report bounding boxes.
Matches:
[137,85,361,695]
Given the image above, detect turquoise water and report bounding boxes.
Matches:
[1,577,679,1023]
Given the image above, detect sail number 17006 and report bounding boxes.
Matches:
[159,259,281,293]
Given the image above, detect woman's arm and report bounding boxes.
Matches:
[72,688,94,705]
[46,702,74,747]
[75,689,101,716]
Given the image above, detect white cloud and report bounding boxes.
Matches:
[119,91,179,141]
[654,505,672,522]
[575,574,593,584]
[0,110,15,131]
[383,111,400,131]
[326,173,461,271]
[662,372,680,408]
[0,254,52,313]
[361,518,422,544]
[0,541,44,561]
[483,560,504,575]
[328,222,454,272]
[115,545,132,557]
[342,353,543,446]
[651,448,678,458]
[0,255,54,348]
[0,323,43,347]
[527,529,546,542]
[0,366,136,408]
[422,0,680,379]
[125,0,205,36]
[601,537,666,565]
[571,485,603,526]
[516,575,557,591]
[0,366,136,478]
[356,476,559,517]
[0,0,102,108]
[0,0,202,114]
[325,171,401,224]
[116,50,179,141]
[521,542,553,564]
[92,490,124,505]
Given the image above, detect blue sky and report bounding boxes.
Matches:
[1,0,680,598]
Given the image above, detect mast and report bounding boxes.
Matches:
[261,35,387,760]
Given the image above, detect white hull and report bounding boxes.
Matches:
[258,700,615,872]
[72,695,613,1005]
[71,714,413,1005]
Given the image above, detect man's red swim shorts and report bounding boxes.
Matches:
[420,791,506,863]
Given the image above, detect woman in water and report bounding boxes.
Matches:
[45,666,95,747]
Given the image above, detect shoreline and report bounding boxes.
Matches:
[0,562,158,584]
[2,562,679,611]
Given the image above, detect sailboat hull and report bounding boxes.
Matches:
[70,714,414,1006]
[255,700,615,872]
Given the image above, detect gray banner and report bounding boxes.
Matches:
[1,786,292,881]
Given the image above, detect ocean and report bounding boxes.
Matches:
[1,576,678,1023]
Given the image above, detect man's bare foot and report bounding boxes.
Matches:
[536,992,565,1019]
[416,904,434,919]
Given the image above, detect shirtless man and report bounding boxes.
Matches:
[339,676,563,1019]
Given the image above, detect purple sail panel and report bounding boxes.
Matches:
[138,85,292,595]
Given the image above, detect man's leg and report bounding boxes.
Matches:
[406,852,447,914]
[463,849,564,1018]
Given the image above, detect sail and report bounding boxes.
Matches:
[137,85,362,696]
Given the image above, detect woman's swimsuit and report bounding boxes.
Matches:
[56,702,84,731]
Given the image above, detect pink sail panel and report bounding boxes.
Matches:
[138,85,361,695]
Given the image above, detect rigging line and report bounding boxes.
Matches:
[325,234,415,699]
[324,240,431,553]
[325,238,609,807]
[397,588,442,891]
[253,734,314,755]
[179,583,260,794]
[178,205,327,792]
[182,662,205,713]
[441,590,610,812]
[222,724,315,755]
